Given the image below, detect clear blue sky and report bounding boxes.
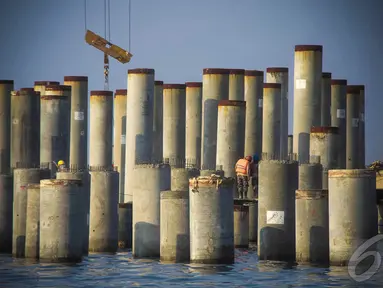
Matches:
[0,0,382,164]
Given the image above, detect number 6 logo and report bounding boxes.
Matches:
[348,234,383,282]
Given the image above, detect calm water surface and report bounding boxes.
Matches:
[1,247,383,287]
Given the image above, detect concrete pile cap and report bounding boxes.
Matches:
[203,68,230,75]
[115,89,127,96]
[119,202,132,208]
[266,67,288,73]
[27,184,41,189]
[244,70,264,77]
[0,80,14,84]
[185,82,202,88]
[234,204,249,211]
[134,163,170,169]
[128,68,155,74]
[63,76,88,82]
[294,45,323,52]
[40,179,82,187]
[263,83,281,89]
[346,85,363,94]
[328,169,375,178]
[160,190,189,199]
[189,175,235,189]
[331,79,347,86]
[310,126,339,134]
[322,72,332,78]
[90,90,113,97]
[163,84,186,89]
[45,85,71,92]
[155,80,163,85]
[218,100,246,107]
[228,69,245,75]
[34,81,60,86]
[296,189,328,199]
[13,88,40,96]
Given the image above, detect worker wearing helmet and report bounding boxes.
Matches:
[57,160,66,172]
[251,154,260,198]
[235,155,253,199]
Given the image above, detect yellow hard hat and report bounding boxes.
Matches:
[58,160,65,166]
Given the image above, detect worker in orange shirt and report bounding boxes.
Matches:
[235,155,253,199]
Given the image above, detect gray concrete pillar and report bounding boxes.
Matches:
[125,69,155,203]
[201,69,229,170]
[56,170,90,255]
[346,86,361,169]
[171,167,199,191]
[262,83,281,159]
[229,69,244,101]
[258,160,298,261]
[328,169,377,266]
[216,100,246,177]
[0,174,12,253]
[64,76,88,169]
[189,176,235,264]
[321,73,332,126]
[330,79,347,168]
[296,189,329,265]
[185,82,202,167]
[11,89,40,169]
[0,80,13,173]
[113,89,127,203]
[25,184,40,259]
[293,45,323,164]
[234,204,249,248]
[89,170,119,253]
[118,202,132,249]
[39,179,83,262]
[163,84,186,165]
[298,163,322,190]
[310,126,339,189]
[132,164,171,258]
[266,68,288,160]
[244,70,264,158]
[12,168,41,258]
[199,169,224,177]
[34,81,59,97]
[160,190,189,263]
[248,202,258,243]
[358,86,365,168]
[152,81,163,162]
[89,90,113,168]
[288,135,293,156]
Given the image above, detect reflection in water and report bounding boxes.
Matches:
[186,263,234,275]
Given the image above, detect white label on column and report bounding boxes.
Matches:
[337,109,345,119]
[87,213,89,226]
[360,113,365,122]
[258,99,263,108]
[266,211,284,224]
[296,79,306,89]
[121,134,126,145]
[74,111,84,121]
[352,118,359,127]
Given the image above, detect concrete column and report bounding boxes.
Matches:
[288,135,293,156]
[0,80,13,173]
[89,90,113,168]
[358,86,365,168]
[171,167,199,191]
[248,202,258,243]
[125,69,155,202]
[25,184,40,259]
[346,86,361,169]
[113,89,127,203]
[321,73,332,126]
[185,82,202,167]
[152,81,163,162]
[89,170,119,253]
[258,160,298,261]
[244,70,264,157]
[293,45,323,164]
[12,168,41,258]
[64,76,88,169]
[378,200,383,234]
[160,190,189,263]
[39,179,83,262]
[201,68,229,170]
[34,81,60,96]
[229,69,244,101]
[330,79,347,168]
[118,202,132,249]
[189,175,235,264]
[163,84,186,165]
[11,89,40,169]
[132,163,171,258]
[216,100,246,177]
[56,170,90,255]
[0,174,12,253]
[298,163,322,190]
[234,204,249,248]
[296,189,329,265]
[262,83,281,159]
[328,169,377,266]
[310,126,339,189]
[266,68,288,160]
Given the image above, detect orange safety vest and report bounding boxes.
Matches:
[235,158,250,176]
